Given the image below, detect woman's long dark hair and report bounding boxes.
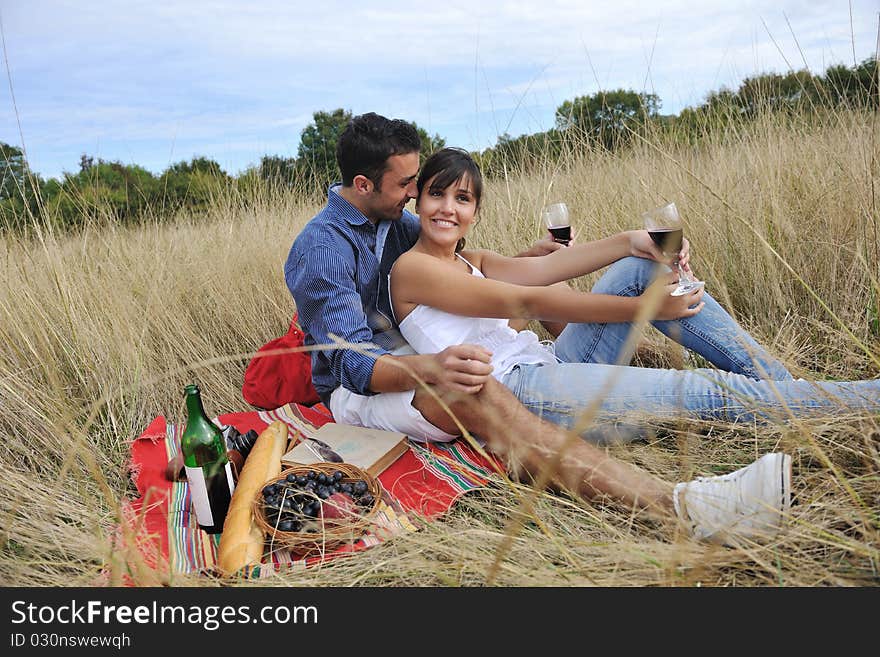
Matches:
[416,147,484,252]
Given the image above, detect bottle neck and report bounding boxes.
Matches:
[181,387,226,464]
[185,391,209,422]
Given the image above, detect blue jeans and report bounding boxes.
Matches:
[499,257,880,442]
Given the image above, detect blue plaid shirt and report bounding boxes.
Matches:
[285,185,420,405]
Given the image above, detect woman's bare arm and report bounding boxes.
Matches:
[390,250,704,325]
[476,233,632,285]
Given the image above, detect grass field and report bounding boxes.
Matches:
[1,109,878,586]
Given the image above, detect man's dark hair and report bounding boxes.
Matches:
[336,112,421,189]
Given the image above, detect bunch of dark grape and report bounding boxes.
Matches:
[260,469,375,533]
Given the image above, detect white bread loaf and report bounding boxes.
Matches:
[217,421,288,576]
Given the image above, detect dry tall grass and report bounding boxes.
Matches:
[1,109,878,587]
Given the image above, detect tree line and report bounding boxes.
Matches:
[1,57,875,234]
[477,56,877,174]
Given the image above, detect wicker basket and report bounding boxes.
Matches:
[253,462,382,555]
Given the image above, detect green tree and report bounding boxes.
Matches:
[79,153,95,173]
[48,159,160,228]
[821,57,878,108]
[1,142,31,200]
[414,125,445,160]
[259,154,298,187]
[158,156,228,213]
[0,142,45,231]
[671,57,877,144]
[297,108,352,188]
[734,69,820,116]
[479,129,565,176]
[164,156,225,177]
[854,57,879,107]
[555,89,660,150]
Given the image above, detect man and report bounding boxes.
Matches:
[285,112,792,546]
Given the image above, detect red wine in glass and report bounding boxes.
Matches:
[647,227,683,254]
[548,224,572,245]
[541,202,571,246]
[642,203,703,297]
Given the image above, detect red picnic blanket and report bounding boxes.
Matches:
[123,402,503,579]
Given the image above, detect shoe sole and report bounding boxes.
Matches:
[778,453,792,520]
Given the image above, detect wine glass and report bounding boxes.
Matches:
[541,202,571,246]
[641,202,702,297]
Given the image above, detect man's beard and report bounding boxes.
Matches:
[376,203,406,222]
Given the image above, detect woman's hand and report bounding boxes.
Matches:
[627,229,692,275]
[516,230,577,257]
[642,271,705,320]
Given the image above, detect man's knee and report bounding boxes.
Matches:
[411,378,524,436]
[411,386,467,435]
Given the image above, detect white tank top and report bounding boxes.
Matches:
[392,254,556,381]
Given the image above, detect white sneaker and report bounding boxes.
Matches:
[673,453,792,545]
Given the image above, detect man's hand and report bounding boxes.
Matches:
[515,230,577,257]
[627,229,692,273]
[421,344,494,394]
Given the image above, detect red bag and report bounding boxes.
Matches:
[242,313,321,409]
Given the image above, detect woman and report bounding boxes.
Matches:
[389,147,880,443]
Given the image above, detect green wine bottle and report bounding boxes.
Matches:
[180,384,234,534]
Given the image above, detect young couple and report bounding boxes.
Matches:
[286,112,880,547]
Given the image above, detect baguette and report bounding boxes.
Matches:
[217,420,288,576]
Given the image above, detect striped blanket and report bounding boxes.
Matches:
[125,402,503,579]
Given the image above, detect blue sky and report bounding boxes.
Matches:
[1,0,876,180]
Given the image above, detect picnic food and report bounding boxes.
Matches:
[253,462,382,555]
[180,384,234,534]
[259,468,373,528]
[217,420,288,576]
[321,492,360,521]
